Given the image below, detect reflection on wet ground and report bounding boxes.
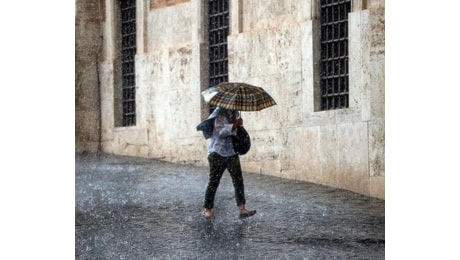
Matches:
[76,152,384,259]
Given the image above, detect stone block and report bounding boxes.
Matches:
[369,120,385,177]
[278,127,296,172]
[151,0,189,9]
[149,50,167,84]
[293,126,322,183]
[336,122,369,194]
[129,128,149,145]
[99,61,114,140]
[99,61,114,102]
[241,128,282,175]
[75,110,100,141]
[149,3,192,48]
[136,55,155,128]
[228,33,251,79]
[370,176,385,199]
[279,74,303,126]
[348,11,370,111]
[300,21,315,114]
[319,124,340,187]
[229,23,304,81]
[101,141,114,154]
[168,47,193,86]
[369,59,385,120]
[75,61,100,110]
[174,136,205,163]
[76,0,102,20]
[76,141,99,153]
[369,4,385,59]
[243,0,308,31]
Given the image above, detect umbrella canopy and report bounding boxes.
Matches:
[203,82,277,111]
[200,86,218,103]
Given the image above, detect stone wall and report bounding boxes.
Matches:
[99,0,205,165]
[75,0,103,152]
[88,0,385,199]
[367,1,385,197]
[151,0,190,9]
[225,1,384,198]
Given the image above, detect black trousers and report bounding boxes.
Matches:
[204,152,246,209]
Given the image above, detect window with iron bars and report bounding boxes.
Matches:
[120,0,136,126]
[320,0,351,110]
[208,0,229,87]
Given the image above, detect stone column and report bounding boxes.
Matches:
[75,0,103,152]
[192,0,210,120]
[368,0,385,198]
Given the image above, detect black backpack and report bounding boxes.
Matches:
[232,127,251,155]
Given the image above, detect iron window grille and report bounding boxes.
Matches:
[120,0,136,126]
[320,0,351,110]
[208,0,229,87]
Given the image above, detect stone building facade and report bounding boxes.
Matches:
[76,0,385,199]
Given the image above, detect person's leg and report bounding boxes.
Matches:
[226,155,246,207]
[227,155,256,218]
[203,152,227,215]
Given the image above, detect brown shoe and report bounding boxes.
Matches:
[239,210,256,219]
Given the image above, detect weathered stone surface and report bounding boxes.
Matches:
[75,111,100,152]
[151,0,190,10]
[76,0,102,152]
[293,126,323,183]
[242,0,311,31]
[370,58,385,120]
[349,11,370,111]
[148,3,192,48]
[76,0,385,199]
[369,3,385,59]
[370,176,385,199]
[369,120,385,177]
[336,122,370,195]
[75,61,100,110]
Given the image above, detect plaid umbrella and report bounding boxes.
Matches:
[200,86,218,103]
[203,82,277,111]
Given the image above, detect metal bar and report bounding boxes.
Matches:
[320,0,350,110]
[208,0,229,88]
[120,0,136,126]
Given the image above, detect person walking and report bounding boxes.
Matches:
[196,107,256,219]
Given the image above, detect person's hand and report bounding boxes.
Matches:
[233,118,243,129]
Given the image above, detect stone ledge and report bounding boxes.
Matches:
[151,0,189,9]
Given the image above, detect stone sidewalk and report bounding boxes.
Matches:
[75,152,385,259]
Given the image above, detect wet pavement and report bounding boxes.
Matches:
[75,152,385,259]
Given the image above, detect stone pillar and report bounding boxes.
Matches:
[192,0,210,120]
[368,0,385,198]
[75,0,103,152]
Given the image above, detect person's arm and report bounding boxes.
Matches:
[215,114,237,137]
